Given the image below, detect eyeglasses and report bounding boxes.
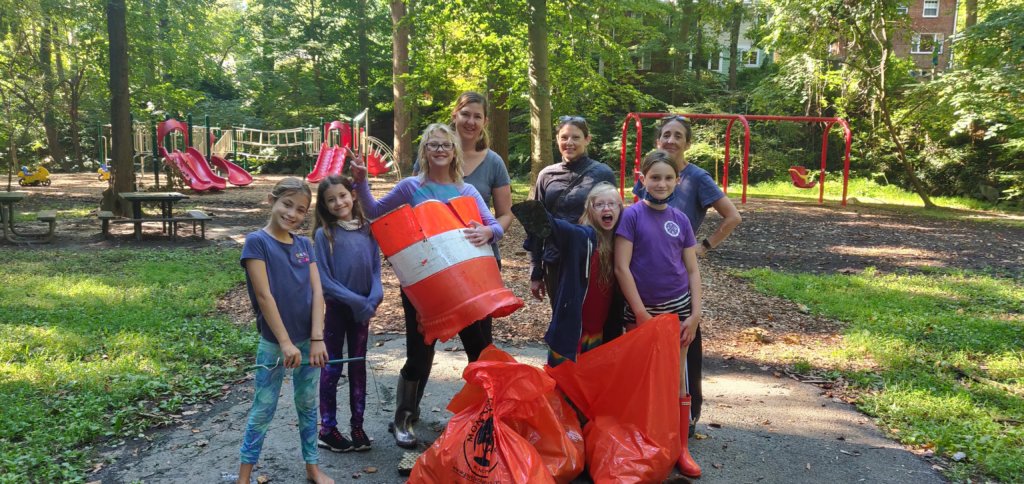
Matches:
[593,201,620,210]
[661,114,691,124]
[425,142,455,152]
[559,115,586,123]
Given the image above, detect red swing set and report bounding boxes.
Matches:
[619,113,853,205]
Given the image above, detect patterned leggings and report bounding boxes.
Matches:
[319,302,369,431]
[239,337,320,464]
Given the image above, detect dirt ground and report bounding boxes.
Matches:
[10,172,1022,362]
[8,172,1023,482]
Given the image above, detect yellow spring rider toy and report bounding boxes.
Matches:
[18,165,51,187]
[98,162,111,181]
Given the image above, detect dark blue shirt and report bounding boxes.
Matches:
[313,224,383,322]
[241,229,318,344]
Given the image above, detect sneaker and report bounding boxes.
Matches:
[350,427,372,451]
[318,427,353,453]
[511,200,552,239]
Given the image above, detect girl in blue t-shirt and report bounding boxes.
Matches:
[236,177,334,484]
[311,175,382,453]
[614,149,703,479]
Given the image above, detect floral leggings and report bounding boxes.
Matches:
[239,337,320,464]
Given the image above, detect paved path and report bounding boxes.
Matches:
[94,336,943,484]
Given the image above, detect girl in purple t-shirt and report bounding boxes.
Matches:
[614,150,703,479]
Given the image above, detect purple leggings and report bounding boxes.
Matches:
[319,302,369,431]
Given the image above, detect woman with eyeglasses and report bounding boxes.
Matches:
[527,116,617,309]
[633,115,741,440]
[350,123,504,449]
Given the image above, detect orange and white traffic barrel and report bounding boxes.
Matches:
[371,196,523,344]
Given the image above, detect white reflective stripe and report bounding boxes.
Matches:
[388,229,493,286]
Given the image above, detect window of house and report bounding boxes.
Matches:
[740,49,760,67]
[638,51,651,71]
[708,52,722,72]
[923,0,939,17]
[911,33,943,54]
[896,6,909,14]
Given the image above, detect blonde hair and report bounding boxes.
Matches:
[578,182,621,286]
[416,123,464,184]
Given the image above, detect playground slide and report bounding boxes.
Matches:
[307,143,335,184]
[184,147,227,191]
[328,145,347,175]
[210,155,254,187]
[162,147,216,192]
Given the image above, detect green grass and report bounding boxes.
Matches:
[0,248,255,482]
[9,207,94,223]
[738,267,1024,481]
[510,178,531,203]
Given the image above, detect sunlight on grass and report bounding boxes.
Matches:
[746,177,1024,227]
[0,248,255,482]
[739,267,1024,481]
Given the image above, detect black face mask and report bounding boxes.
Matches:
[642,188,677,205]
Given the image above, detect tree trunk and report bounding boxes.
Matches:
[39,19,67,166]
[727,3,742,90]
[484,74,510,165]
[680,0,694,73]
[486,78,510,166]
[965,0,978,28]
[391,0,413,174]
[694,12,705,81]
[527,0,553,185]
[356,0,370,111]
[68,70,84,164]
[104,0,135,215]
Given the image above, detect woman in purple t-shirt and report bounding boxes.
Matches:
[615,150,703,479]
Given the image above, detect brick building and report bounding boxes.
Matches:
[893,0,960,73]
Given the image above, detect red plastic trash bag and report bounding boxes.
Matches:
[409,346,584,483]
[546,313,682,483]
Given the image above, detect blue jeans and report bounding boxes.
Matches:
[239,337,320,464]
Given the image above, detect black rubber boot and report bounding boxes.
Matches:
[389,376,419,449]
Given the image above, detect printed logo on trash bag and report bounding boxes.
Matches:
[463,399,498,478]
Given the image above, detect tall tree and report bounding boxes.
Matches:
[527,0,552,184]
[391,0,412,173]
[104,0,134,215]
[727,1,743,90]
[39,15,67,165]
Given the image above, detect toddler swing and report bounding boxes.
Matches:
[788,166,818,189]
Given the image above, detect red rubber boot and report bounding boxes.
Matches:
[678,395,701,478]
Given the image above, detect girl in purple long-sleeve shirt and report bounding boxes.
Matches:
[350,123,503,449]
[311,175,383,453]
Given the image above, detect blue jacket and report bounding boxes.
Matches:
[527,214,624,362]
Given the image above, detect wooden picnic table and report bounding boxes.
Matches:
[0,190,56,244]
[119,191,190,241]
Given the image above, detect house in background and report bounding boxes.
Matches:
[893,0,960,75]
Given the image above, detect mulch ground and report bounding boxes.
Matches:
[8,173,1024,369]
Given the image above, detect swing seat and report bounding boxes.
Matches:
[366,148,392,176]
[788,166,818,189]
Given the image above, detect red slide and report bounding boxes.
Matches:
[158,119,226,192]
[210,155,254,187]
[307,143,336,184]
[161,147,217,192]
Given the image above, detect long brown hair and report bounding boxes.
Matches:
[451,91,490,152]
[578,182,621,286]
[311,175,365,246]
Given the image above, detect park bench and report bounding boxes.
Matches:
[98,209,212,239]
[34,210,57,243]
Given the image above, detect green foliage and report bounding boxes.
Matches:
[740,268,1024,481]
[0,248,254,482]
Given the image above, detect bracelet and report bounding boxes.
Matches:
[701,238,713,250]
[310,338,324,342]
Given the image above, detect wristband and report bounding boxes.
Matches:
[310,338,324,342]
[701,238,713,250]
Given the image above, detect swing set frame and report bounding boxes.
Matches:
[619,113,853,205]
